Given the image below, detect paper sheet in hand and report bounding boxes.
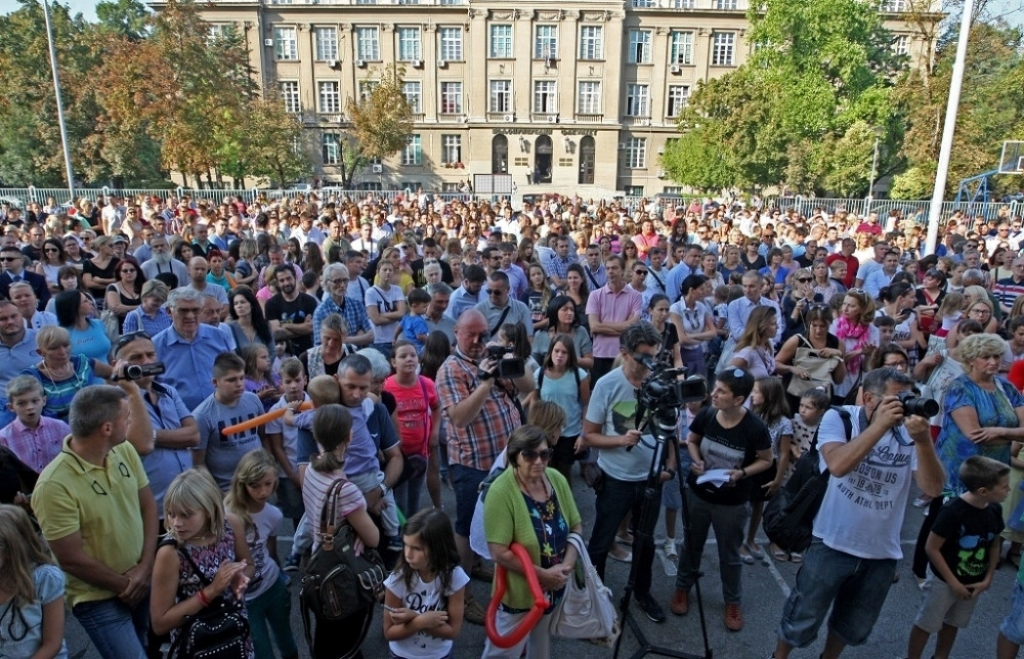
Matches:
[695,469,732,487]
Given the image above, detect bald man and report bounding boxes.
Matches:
[434,309,534,622]
[182,256,228,317]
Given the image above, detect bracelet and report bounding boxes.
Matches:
[196,589,211,607]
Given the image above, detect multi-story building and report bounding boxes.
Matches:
[153,0,939,196]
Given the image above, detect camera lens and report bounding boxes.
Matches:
[898,392,939,417]
[124,364,143,381]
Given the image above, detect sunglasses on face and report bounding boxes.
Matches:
[520,449,552,463]
[796,277,812,283]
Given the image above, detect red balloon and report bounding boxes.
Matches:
[485,543,549,649]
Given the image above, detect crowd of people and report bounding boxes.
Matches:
[3,190,1024,658]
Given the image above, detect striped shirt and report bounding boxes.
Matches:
[301,468,366,552]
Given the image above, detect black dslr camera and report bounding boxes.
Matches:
[897,391,939,417]
[484,345,525,380]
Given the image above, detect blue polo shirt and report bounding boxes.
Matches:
[0,328,40,393]
[140,382,193,518]
[152,324,235,411]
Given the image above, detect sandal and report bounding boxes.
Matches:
[610,545,633,563]
[744,542,765,561]
[770,543,790,562]
[788,551,803,564]
[738,544,755,565]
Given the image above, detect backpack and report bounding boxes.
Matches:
[300,478,386,640]
[762,406,853,553]
[163,539,250,659]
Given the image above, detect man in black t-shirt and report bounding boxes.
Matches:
[265,267,319,355]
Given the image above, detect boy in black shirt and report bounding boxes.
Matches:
[906,455,1010,659]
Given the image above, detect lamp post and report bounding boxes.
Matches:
[867,126,883,214]
[41,0,75,202]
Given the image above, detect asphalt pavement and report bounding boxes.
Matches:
[64,474,1016,659]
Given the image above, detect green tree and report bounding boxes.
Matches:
[95,0,150,41]
[344,64,413,187]
[243,97,313,187]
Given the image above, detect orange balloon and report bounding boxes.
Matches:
[220,401,313,435]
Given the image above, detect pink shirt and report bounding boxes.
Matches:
[383,375,438,458]
[586,284,642,358]
[0,416,70,474]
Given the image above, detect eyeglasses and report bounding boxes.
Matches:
[520,449,552,463]
[44,248,59,253]
[487,289,504,296]
[117,331,151,349]
[883,360,908,368]
[0,256,19,262]
[634,270,648,276]
[120,268,137,274]
[328,278,349,285]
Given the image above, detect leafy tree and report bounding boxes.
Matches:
[344,64,413,187]
[95,0,150,41]
[243,97,313,187]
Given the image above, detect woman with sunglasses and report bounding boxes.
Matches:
[104,257,145,333]
[780,268,817,342]
[776,305,846,409]
[34,238,69,295]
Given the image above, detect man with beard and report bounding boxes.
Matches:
[140,235,188,288]
[266,266,319,355]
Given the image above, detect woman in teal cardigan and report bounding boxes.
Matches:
[482,425,583,659]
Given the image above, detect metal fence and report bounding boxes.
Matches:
[1,187,1020,223]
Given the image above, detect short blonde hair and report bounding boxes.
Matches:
[35,325,70,351]
[163,470,226,542]
[958,333,1007,365]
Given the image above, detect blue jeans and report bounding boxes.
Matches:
[777,540,897,648]
[73,597,149,659]
[450,463,488,537]
[247,573,298,659]
[587,475,657,596]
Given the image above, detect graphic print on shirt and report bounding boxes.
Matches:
[834,439,912,511]
[956,527,996,581]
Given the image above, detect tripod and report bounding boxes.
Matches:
[613,405,712,659]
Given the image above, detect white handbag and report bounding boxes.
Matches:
[549,532,620,646]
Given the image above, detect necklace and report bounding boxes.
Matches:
[514,469,549,502]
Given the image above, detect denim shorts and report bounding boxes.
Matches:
[914,573,979,633]
[778,540,897,648]
[450,463,488,537]
[662,478,682,510]
[1001,580,1024,645]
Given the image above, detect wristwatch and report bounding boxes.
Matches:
[379,483,391,497]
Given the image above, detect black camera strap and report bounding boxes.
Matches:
[488,306,512,338]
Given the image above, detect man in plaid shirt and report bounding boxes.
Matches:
[436,309,535,622]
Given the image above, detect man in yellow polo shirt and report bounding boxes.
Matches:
[33,384,158,659]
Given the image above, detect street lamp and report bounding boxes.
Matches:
[41,0,75,202]
[867,126,883,213]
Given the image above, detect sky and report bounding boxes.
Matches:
[0,0,1021,29]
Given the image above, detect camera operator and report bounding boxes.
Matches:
[583,321,675,624]
[436,309,535,623]
[770,368,944,659]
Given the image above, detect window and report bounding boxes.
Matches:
[712,32,735,66]
[280,81,300,113]
[881,0,909,10]
[314,27,338,61]
[402,135,422,166]
[442,135,462,163]
[355,27,380,61]
[892,34,910,56]
[625,84,649,117]
[579,26,603,60]
[715,0,738,8]
[490,25,513,58]
[667,85,690,117]
[577,81,601,114]
[440,0,463,5]
[322,133,340,165]
[397,0,419,4]
[402,81,422,114]
[673,0,695,7]
[207,24,235,41]
[670,31,694,65]
[440,82,463,114]
[533,81,557,113]
[358,80,377,103]
[632,0,656,6]
[625,186,644,197]
[626,138,647,169]
[489,80,512,113]
[440,27,463,61]
[628,30,652,64]
[355,0,376,4]
[274,27,297,60]
[318,81,340,113]
[534,25,557,59]
[397,27,421,61]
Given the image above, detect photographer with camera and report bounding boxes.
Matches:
[770,367,944,659]
[583,321,675,624]
[437,309,535,623]
[114,331,197,525]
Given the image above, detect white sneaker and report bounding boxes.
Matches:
[664,538,679,561]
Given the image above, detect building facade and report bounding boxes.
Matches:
[154,0,938,196]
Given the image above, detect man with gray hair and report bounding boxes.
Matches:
[152,287,235,410]
[140,234,188,288]
[312,262,373,347]
[33,384,157,659]
[583,321,672,624]
[425,282,456,343]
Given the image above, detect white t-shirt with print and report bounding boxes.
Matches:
[385,566,470,659]
[812,405,918,560]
